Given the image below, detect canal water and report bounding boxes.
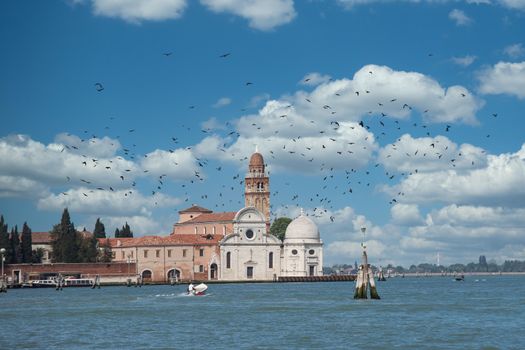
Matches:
[1,275,524,349]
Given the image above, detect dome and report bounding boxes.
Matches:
[284,212,320,241]
[249,152,264,167]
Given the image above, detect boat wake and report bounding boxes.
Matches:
[154,292,212,298]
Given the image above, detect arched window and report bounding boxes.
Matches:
[142,270,152,281]
[226,252,231,269]
[223,225,226,235]
[194,226,197,234]
[212,226,216,235]
[269,252,273,269]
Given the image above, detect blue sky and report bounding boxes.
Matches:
[1,0,525,266]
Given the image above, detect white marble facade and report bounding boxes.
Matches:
[219,207,323,281]
[219,207,281,281]
[281,210,324,277]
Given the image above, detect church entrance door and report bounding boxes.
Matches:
[210,263,218,280]
[309,265,315,276]
[247,266,254,279]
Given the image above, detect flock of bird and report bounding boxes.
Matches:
[55,51,500,224]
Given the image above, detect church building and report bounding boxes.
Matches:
[218,149,323,281]
[100,148,323,283]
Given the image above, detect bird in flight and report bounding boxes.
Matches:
[219,53,231,58]
[163,52,173,56]
[94,83,104,92]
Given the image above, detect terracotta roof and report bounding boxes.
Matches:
[100,234,223,248]
[32,232,51,244]
[178,205,212,214]
[182,212,236,224]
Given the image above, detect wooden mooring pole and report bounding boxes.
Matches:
[354,227,380,299]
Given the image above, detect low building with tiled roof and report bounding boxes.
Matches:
[173,208,237,236]
[31,230,92,264]
[101,232,223,282]
[31,232,52,263]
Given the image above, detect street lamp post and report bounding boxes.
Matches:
[126,254,132,287]
[0,248,6,292]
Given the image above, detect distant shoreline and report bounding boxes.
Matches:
[391,272,525,277]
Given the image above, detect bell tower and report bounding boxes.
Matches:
[245,146,270,227]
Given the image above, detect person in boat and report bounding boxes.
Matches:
[187,282,195,295]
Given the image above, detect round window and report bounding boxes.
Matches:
[309,249,315,255]
[292,249,298,255]
[245,229,254,240]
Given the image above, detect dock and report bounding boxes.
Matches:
[278,275,355,282]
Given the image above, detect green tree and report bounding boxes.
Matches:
[32,248,44,263]
[10,226,21,264]
[98,239,113,263]
[21,222,32,263]
[50,208,80,263]
[78,233,99,263]
[116,222,133,238]
[93,218,106,238]
[270,217,292,241]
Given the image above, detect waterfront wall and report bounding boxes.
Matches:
[4,262,137,284]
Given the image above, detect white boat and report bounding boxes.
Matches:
[63,277,95,287]
[29,277,95,288]
[29,279,58,288]
[188,283,208,296]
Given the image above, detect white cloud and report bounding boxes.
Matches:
[503,43,525,59]
[201,117,226,132]
[478,61,525,99]
[196,65,482,174]
[338,0,525,11]
[54,133,121,158]
[248,93,271,108]
[0,175,49,198]
[140,148,201,180]
[395,204,525,264]
[90,0,187,23]
[213,97,232,108]
[382,143,525,207]
[451,55,477,67]
[449,9,473,26]
[290,65,482,125]
[200,0,296,30]
[391,203,424,226]
[326,239,387,264]
[0,134,138,191]
[103,215,167,236]
[38,187,180,217]
[498,0,525,10]
[378,134,487,173]
[208,108,378,174]
[299,72,332,86]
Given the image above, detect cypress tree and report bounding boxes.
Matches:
[50,208,80,263]
[93,218,106,239]
[121,222,133,238]
[114,228,121,238]
[10,225,21,264]
[21,222,32,263]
